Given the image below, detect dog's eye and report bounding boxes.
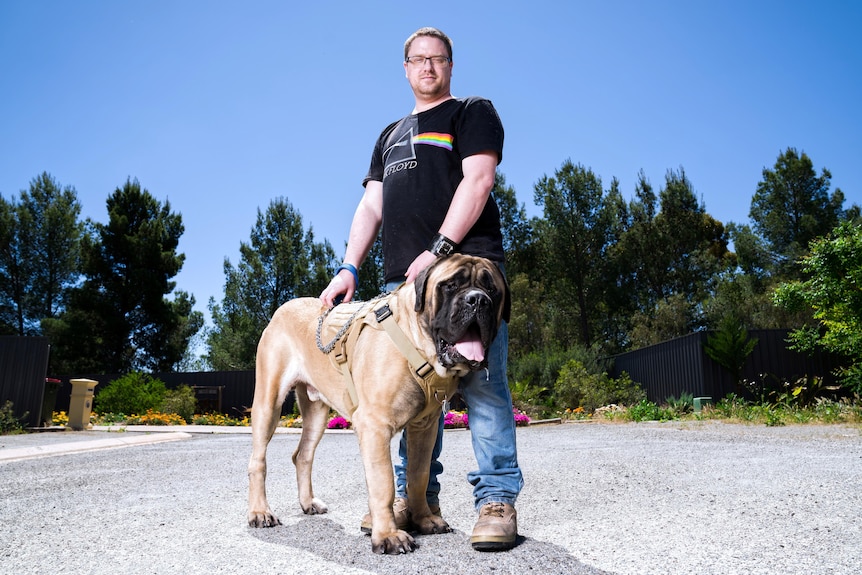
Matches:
[478,271,497,295]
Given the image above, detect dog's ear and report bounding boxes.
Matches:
[414,262,435,313]
[501,276,512,324]
[495,264,511,323]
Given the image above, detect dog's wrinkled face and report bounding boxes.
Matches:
[415,255,510,371]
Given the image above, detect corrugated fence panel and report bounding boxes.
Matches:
[740,330,842,389]
[610,329,844,403]
[0,336,51,428]
[611,333,712,402]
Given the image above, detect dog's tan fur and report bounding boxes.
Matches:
[247,255,509,554]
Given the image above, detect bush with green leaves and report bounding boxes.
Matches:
[554,360,646,413]
[510,345,618,416]
[160,385,197,423]
[774,220,862,393]
[95,372,167,415]
[665,392,694,416]
[626,399,673,422]
[0,400,27,434]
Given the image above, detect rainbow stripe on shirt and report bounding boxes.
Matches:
[413,132,453,151]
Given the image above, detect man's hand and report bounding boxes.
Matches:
[319,270,356,307]
[405,250,438,284]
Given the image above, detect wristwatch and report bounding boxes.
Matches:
[428,233,457,257]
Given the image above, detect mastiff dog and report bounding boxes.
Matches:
[247,254,510,554]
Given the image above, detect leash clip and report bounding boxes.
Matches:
[434,390,451,414]
[374,304,393,323]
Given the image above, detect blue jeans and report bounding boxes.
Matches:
[388,280,523,510]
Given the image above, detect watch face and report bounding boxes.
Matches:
[430,234,456,256]
[433,237,453,256]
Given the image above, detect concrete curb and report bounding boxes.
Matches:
[0,431,193,463]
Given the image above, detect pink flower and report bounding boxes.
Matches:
[327,416,351,429]
[444,411,469,428]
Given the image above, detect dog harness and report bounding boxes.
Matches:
[316,292,454,415]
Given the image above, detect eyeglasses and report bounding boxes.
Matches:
[405,55,451,67]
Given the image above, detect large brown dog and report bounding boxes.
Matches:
[247,254,510,554]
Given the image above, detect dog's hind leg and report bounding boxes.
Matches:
[292,384,330,515]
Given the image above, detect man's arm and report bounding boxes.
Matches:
[404,151,498,284]
[319,181,383,306]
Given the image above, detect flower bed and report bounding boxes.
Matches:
[71,407,532,429]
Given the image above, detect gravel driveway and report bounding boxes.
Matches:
[1,421,860,575]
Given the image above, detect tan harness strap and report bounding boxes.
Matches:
[321,293,451,414]
[372,302,434,382]
[372,302,451,409]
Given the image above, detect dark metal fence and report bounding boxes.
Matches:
[0,336,52,427]
[608,329,844,403]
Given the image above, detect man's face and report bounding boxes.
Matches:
[403,36,452,101]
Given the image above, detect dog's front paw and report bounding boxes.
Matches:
[248,509,282,528]
[300,497,328,515]
[413,513,451,535]
[371,529,418,554]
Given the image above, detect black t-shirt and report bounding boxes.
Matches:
[364,97,505,283]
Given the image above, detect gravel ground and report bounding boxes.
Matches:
[1,421,860,575]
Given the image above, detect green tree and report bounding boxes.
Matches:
[750,148,847,277]
[774,221,862,392]
[705,223,810,332]
[206,197,337,370]
[0,195,24,335]
[533,160,623,349]
[44,178,202,373]
[493,172,534,277]
[0,173,83,335]
[620,169,731,346]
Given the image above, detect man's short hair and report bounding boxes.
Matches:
[404,27,453,60]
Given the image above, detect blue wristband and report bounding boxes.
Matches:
[335,263,359,287]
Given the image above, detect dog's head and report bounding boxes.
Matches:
[414,254,510,372]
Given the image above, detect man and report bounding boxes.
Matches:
[319,26,523,551]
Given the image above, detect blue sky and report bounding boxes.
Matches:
[2,0,860,327]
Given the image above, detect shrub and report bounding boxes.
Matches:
[665,392,694,416]
[95,372,167,415]
[160,385,197,423]
[626,400,672,422]
[555,360,646,413]
[713,394,750,419]
[0,401,27,434]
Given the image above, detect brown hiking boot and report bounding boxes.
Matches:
[470,502,518,551]
[360,497,441,534]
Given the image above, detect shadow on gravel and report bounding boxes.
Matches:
[248,515,610,575]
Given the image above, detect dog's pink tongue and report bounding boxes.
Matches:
[455,333,484,362]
